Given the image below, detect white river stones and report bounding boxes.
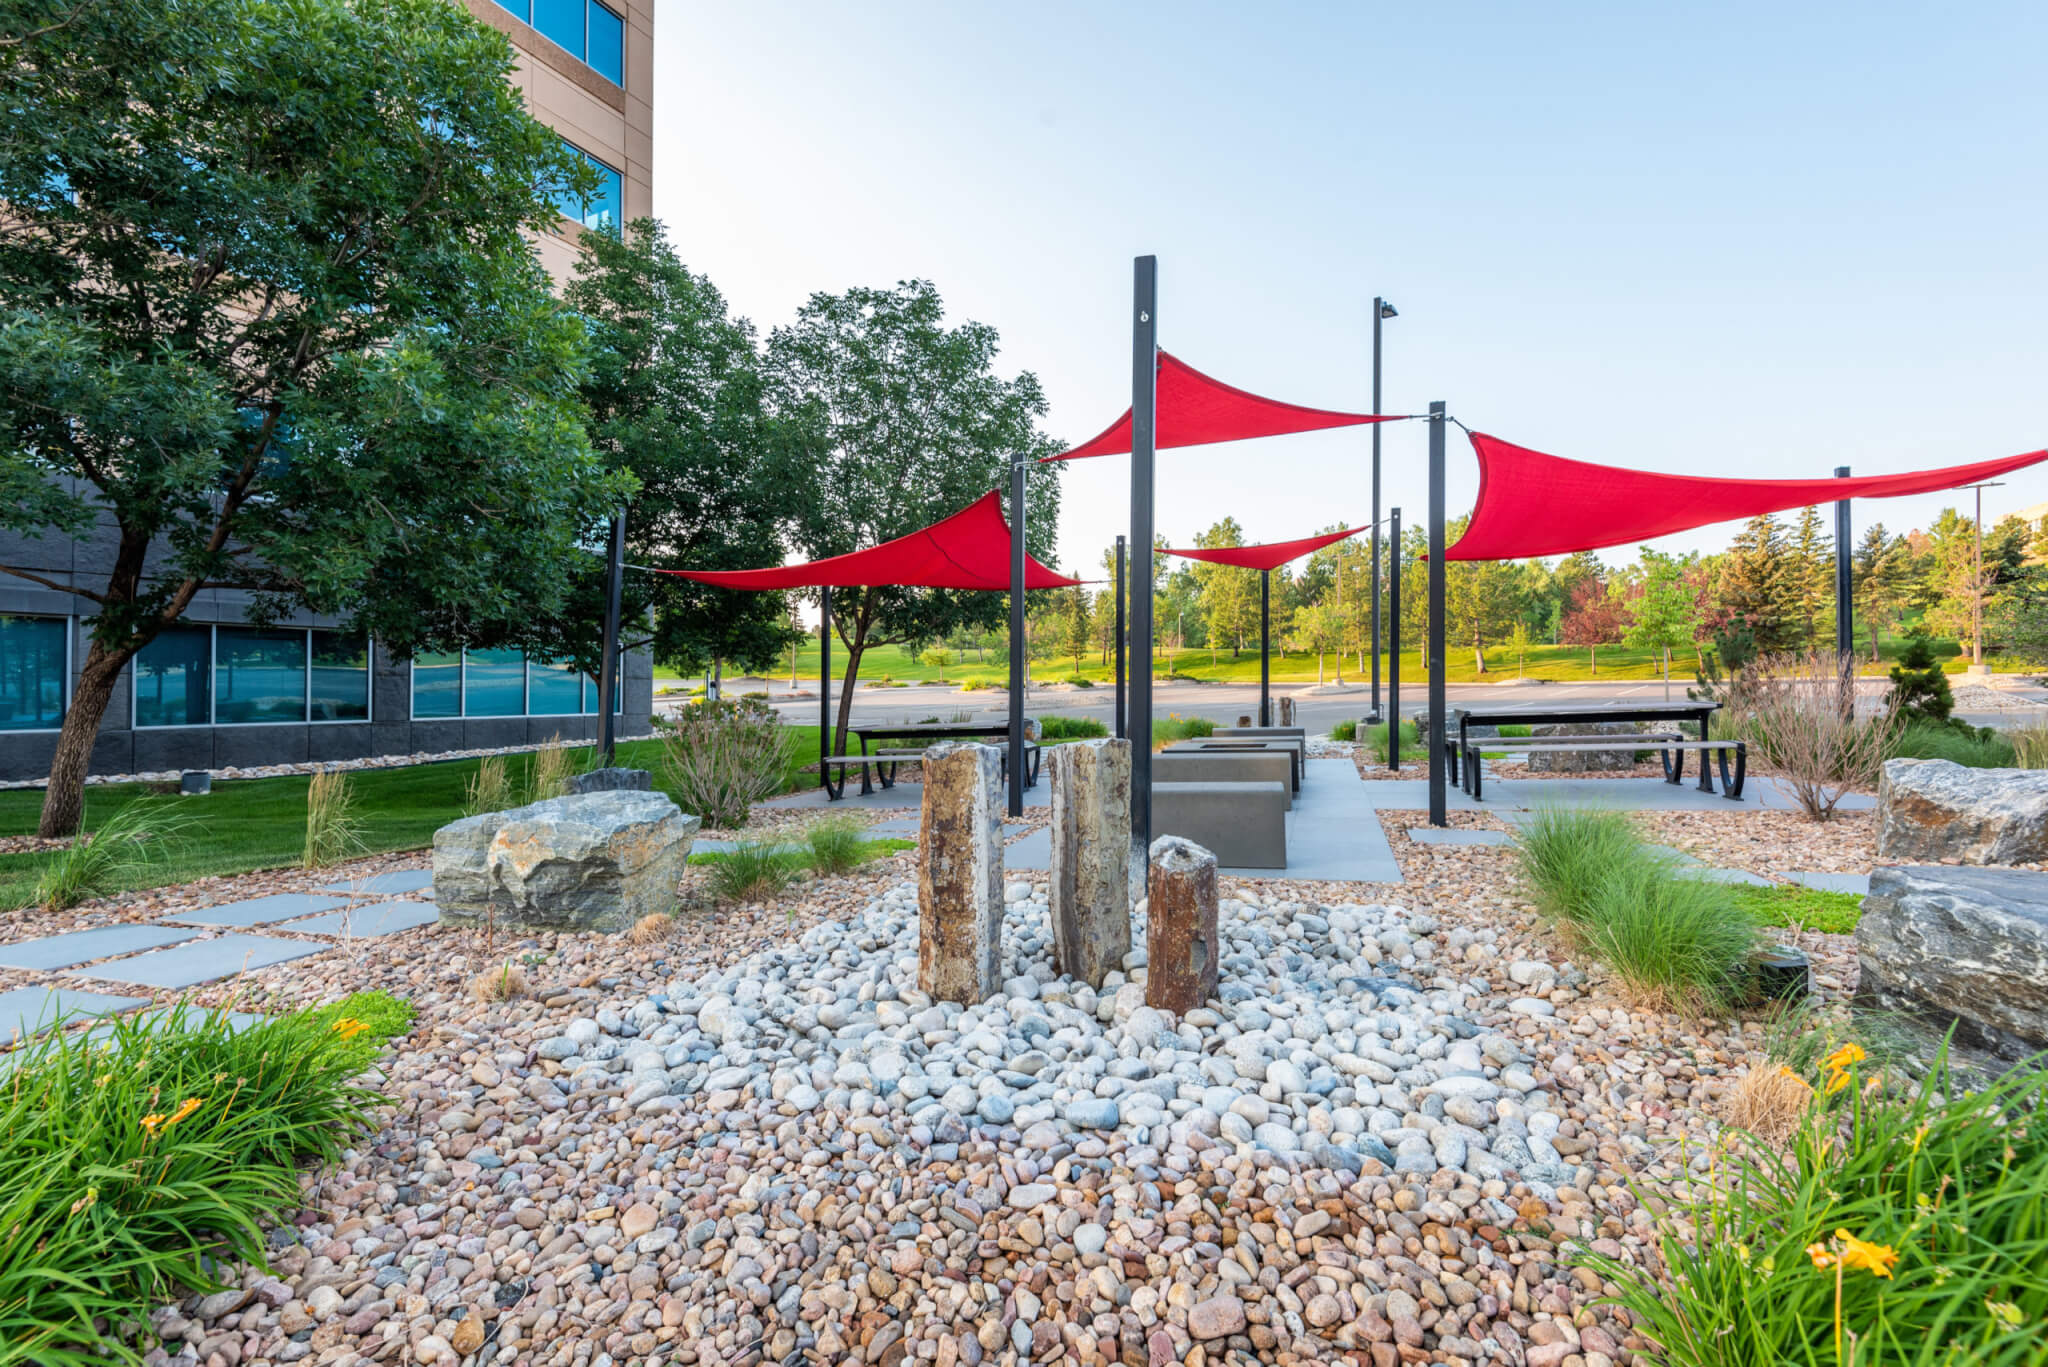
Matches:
[535,879,1583,1195]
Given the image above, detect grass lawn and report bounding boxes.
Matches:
[0,728,825,911]
[663,631,2013,690]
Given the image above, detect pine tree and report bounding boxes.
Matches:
[1788,504,1831,649]
[1717,514,1795,652]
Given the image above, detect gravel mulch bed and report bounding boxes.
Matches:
[1634,808,1877,875]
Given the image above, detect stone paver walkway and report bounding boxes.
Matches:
[76,932,330,990]
[0,924,196,972]
[283,900,440,938]
[0,986,147,1046]
[319,869,435,897]
[166,892,350,928]
[1406,827,1513,847]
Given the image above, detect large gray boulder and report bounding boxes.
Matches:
[1856,865,2048,1060]
[1527,721,1642,773]
[1877,758,2048,864]
[433,790,698,933]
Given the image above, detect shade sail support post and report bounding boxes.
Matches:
[1008,454,1028,818]
[1427,402,1447,827]
[1114,535,1127,739]
[598,510,625,765]
[819,587,833,796]
[1835,465,1854,718]
[1387,507,1402,771]
[1130,256,1159,856]
[1369,296,1386,724]
[1259,569,1272,727]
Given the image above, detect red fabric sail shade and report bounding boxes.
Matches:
[1046,351,1406,462]
[1447,433,2048,563]
[1161,526,1363,573]
[657,491,1081,591]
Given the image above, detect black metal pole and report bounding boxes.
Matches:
[819,587,832,793]
[1008,456,1027,818]
[1427,402,1447,827]
[1259,568,1271,727]
[1835,465,1854,717]
[1114,534,1126,740]
[1387,507,1401,771]
[1369,297,1384,725]
[598,511,625,764]
[1130,256,1158,854]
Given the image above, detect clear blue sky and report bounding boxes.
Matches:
[650,2,2048,576]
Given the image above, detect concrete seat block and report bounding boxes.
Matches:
[1152,780,1287,869]
[1152,751,1293,808]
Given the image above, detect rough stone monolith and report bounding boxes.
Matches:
[918,742,1003,1003]
[1146,834,1218,1013]
[1048,738,1132,988]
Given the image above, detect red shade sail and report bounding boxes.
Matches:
[1161,525,1364,573]
[656,491,1081,591]
[1447,432,2048,563]
[1046,351,1406,462]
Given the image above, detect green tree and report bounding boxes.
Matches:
[1561,577,1626,673]
[0,0,629,836]
[1444,519,1524,674]
[1189,519,1257,661]
[1918,508,1980,650]
[1292,601,1344,684]
[1851,523,1914,661]
[765,280,1060,754]
[1989,564,2048,667]
[1622,548,1700,698]
[1787,504,1832,649]
[544,220,798,681]
[1507,621,1532,678]
[1717,514,1796,651]
[1888,634,1954,723]
[1063,583,1090,675]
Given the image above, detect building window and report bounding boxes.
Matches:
[494,0,624,86]
[528,657,583,715]
[310,632,370,721]
[463,648,527,717]
[134,625,213,728]
[0,616,66,730]
[214,627,308,725]
[412,651,462,718]
[555,142,623,232]
[584,672,619,715]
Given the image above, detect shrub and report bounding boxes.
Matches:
[1151,715,1216,749]
[959,677,989,692]
[1579,857,1757,1011]
[698,840,803,904]
[463,755,513,816]
[1358,719,1422,763]
[1893,718,2016,768]
[657,696,794,829]
[1038,715,1109,741]
[0,998,401,1363]
[1578,1047,2048,1367]
[1888,634,1955,723]
[32,801,192,912]
[803,817,869,875]
[301,768,364,869]
[1511,805,1642,929]
[1064,676,1094,688]
[1329,719,1358,742]
[1744,650,1901,820]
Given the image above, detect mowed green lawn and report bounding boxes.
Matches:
[0,729,824,911]
[670,633,1997,689]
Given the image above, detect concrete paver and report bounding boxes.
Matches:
[281,900,440,938]
[0,986,147,1046]
[0,925,197,972]
[318,870,434,897]
[73,933,328,989]
[165,893,350,928]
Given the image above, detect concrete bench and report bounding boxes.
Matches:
[1153,780,1288,869]
[1153,751,1293,809]
[1462,737,1747,799]
[1169,739,1302,790]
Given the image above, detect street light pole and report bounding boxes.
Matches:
[1369,297,1397,725]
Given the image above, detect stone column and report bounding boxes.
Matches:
[918,742,1003,1003]
[1048,738,1132,988]
[1277,696,1296,728]
[1146,835,1218,1013]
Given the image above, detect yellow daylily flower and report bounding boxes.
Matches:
[1833,1229,1898,1279]
[332,1017,369,1042]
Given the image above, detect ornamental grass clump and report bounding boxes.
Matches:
[301,767,365,868]
[657,696,793,828]
[463,754,514,816]
[0,994,406,1364]
[1579,857,1758,1013]
[31,800,193,912]
[1511,805,1643,933]
[700,839,803,904]
[803,816,870,875]
[1577,1045,2048,1367]
[521,736,577,804]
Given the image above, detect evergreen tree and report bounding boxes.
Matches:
[1888,634,1954,723]
[1717,514,1795,652]
[1788,504,1831,649]
[1064,582,1090,675]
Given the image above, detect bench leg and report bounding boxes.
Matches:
[1696,743,1715,793]
[1446,740,1461,785]
[822,765,846,801]
[1469,743,1484,800]
[1661,747,1684,786]
[1721,745,1746,799]
[877,761,897,791]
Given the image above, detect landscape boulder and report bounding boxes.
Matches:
[1876,758,2048,865]
[1856,864,2048,1060]
[564,766,652,795]
[433,790,697,932]
[1526,720,1642,772]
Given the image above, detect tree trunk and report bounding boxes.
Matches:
[1316,651,1324,685]
[1590,645,1598,675]
[1662,645,1671,700]
[38,640,133,838]
[1473,634,1486,675]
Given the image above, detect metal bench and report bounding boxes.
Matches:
[1152,780,1288,868]
[1461,737,1747,799]
[807,754,904,799]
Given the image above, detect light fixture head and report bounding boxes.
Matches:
[1379,301,1399,319]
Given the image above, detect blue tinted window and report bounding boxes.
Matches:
[492,0,529,17]
[311,632,369,722]
[529,658,583,715]
[554,143,623,231]
[531,0,584,59]
[412,652,462,718]
[216,627,307,724]
[582,673,621,714]
[464,649,526,717]
[135,626,211,727]
[587,2,623,84]
[0,616,66,730]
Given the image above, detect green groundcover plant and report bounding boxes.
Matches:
[0,993,409,1365]
[1578,1045,2048,1367]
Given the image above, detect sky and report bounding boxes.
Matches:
[648,2,2048,578]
